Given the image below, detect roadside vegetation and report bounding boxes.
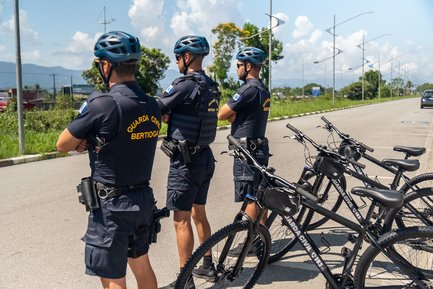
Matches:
[0,94,417,160]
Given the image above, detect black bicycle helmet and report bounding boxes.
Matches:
[94,31,141,63]
[236,47,265,65]
[173,35,209,56]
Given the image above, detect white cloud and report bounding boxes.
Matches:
[292,16,313,39]
[0,10,38,42]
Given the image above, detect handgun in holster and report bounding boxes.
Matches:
[148,206,170,243]
[76,177,100,211]
[160,138,177,158]
[178,140,192,164]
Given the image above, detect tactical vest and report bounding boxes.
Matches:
[232,79,270,139]
[89,88,160,186]
[169,72,220,145]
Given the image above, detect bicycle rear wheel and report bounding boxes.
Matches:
[382,188,433,232]
[354,226,433,288]
[175,221,271,289]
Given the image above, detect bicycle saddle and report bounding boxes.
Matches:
[382,159,420,172]
[351,187,404,208]
[393,146,426,157]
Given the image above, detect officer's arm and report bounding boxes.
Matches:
[56,128,86,153]
[218,104,237,123]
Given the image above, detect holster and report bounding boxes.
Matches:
[160,138,177,158]
[76,177,100,211]
[177,140,192,164]
[148,206,170,244]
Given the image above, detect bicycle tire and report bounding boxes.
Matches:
[265,205,312,264]
[382,188,433,232]
[175,221,271,289]
[302,172,345,230]
[399,172,433,194]
[354,226,433,288]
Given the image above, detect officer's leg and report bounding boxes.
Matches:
[191,204,211,254]
[173,210,194,267]
[100,277,126,289]
[128,253,157,289]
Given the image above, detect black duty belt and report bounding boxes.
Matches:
[96,181,150,200]
[229,137,268,151]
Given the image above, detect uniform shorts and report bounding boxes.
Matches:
[166,147,215,211]
[233,144,269,202]
[82,186,155,279]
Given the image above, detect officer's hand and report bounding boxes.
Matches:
[161,114,170,123]
[75,139,88,153]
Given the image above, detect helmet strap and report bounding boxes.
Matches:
[182,54,196,75]
[97,61,113,89]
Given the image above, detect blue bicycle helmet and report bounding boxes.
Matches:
[173,35,209,56]
[94,31,141,63]
[236,47,266,65]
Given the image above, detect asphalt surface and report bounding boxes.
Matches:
[1,97,432,289]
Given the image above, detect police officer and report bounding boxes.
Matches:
[56,31,160,289]
[218,47,271,222]
[157,35,220,288]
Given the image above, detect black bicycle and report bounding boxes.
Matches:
[177,135,433,288]
[174,135,314,289]
[265,122,433,263]
[320,116,433,231]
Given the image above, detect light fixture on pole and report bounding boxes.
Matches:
[314,48,343,96]
[240,4,285,96]
[356,33,391,101]
[325,11,373,105]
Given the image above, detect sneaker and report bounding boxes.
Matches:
[192,263,218,282]
[160,277,195,289]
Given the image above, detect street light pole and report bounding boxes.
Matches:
[325,11,373,105]
[14,0,25,154]
[269,0,272,95]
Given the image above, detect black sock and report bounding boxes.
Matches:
[203,255,212,268]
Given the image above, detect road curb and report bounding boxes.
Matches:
[0,103,371,168]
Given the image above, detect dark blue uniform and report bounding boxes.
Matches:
[68,82,161,278]
[227,78,271,202]
[158,71,219,211]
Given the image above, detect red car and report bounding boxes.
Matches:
[0,97,35,112]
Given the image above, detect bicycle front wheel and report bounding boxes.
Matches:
[176,221,271,289]
[354,226,433,288]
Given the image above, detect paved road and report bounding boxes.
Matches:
[1,98,432,289]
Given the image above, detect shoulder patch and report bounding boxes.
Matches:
[232,93,241,101]
[165,85,174,94]
[78,101,88,114]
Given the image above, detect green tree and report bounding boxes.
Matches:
[362,70,383,98]
[416,83,433,93]
[210,23,244,87]
[82,45,170,95]
[241,23,284,87]
[341,82,362,100]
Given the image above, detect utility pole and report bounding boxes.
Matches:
[14,0,25,154]
[98,6,116,33]
[268,0,272,96]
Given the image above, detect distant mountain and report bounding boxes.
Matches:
[0,61,86,91]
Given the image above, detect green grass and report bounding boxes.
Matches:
[0,95,414,159]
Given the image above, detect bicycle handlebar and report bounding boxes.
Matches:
[227,135,318,202]
[320,116,374,152]
[286,122,366,169]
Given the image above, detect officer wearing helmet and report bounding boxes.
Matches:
[157,35,220,289]
[218,47,271,223]
[57,31,160,289]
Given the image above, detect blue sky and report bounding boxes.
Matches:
[0,0,432,88]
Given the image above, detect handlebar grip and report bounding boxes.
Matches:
[295,185,318,202]
[348,158,366,169]
[320,116,331,125]
[286,123,301,135]
[227,135,241,147]
[361,143,374,152]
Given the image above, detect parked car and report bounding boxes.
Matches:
[421,90,433,108]
[0,96,35,112]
